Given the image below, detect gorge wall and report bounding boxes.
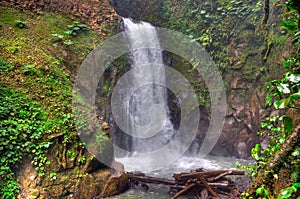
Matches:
[1,0,293,198]
[7,0,286,160]
[1,2,291,199]
[108,0,289,158]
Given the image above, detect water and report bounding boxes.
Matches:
[113,18,175,165]
[111,18,251,198]
[111,156,252,199]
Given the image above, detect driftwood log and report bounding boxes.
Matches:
[127,168,245,199]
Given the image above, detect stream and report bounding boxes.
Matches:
[111,156,252,199]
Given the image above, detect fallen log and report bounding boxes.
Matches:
[198,177,220,198]
[170,181,229,189]
[127,173,176,185]
[174,170,245,180]
[212,170,233,181]
[127,168,245,198]
[172,183,196,199]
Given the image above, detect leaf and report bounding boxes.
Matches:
[287,74,300,83]
[284,60,292,68]
[64,30,73,36]
[252,144,261,160]
[274,98,290,109]
[15,20,26,28]
[51,33,64,39]
[63,40,74,45]
[280,189,290,198]
[256,187,263,195]
[73,27,80,31]
[277,83,291,94]
[280,21,297,32]
[266,93,272,106]
[293,183,300,188]
[264,189,269,197]
[292,148,300,157]
[290,92,300,103]
[200,10,206,14]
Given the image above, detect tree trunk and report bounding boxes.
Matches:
[246,124,300,197]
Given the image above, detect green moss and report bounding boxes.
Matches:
[0,4,108,198]
[275,35,288,45]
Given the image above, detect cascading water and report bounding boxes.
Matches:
[110,18,252,198]
[113,18,175,158]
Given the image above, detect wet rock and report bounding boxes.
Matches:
[235,142,248,159]
[109,0,162,24]
[28,189,40,199]
[141,183,149,191]
[16,154,127,198]
[100,170,129,197]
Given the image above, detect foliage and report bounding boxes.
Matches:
[64,21,89,36]
[0,5,109,198]
[159,0,262,107]
[0,58,14,72]
[0,87,52,198]
[277,183,300,199]
[255,185,269,199]
[242,0,300,198]
[14,20,26,29]
[52,21,89,46]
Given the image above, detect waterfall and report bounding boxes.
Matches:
[113,18,175,158]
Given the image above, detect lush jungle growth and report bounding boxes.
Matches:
[241,0,300,198]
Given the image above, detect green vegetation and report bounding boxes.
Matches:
[161,0,260,72]
[0,87,52,198]
[52,21,90,46]
[239,1,300,198]
[0,58,14,72]
[0,4,105,198]
[14,20,26,29]
[0,0,299,198]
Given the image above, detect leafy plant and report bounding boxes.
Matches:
[49,172,57,180]
[0,58,14,72]
[63,39,74,46]
[266,72,300,110]
[277,183,300,199]
[67,150,75,159]
[243,0,300,198]
[51,21,89,46]
[0,87,52,198]
[78,155,86,164]
[14,20,26,29]
[256,185,270,199]
[65,21,89,36]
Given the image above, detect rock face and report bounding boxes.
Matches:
[107,0,289,158]
[17,157,128,198]
[109,0,162,23]
[3,0,118,36]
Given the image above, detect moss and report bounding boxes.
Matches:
[0,4,113,198]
